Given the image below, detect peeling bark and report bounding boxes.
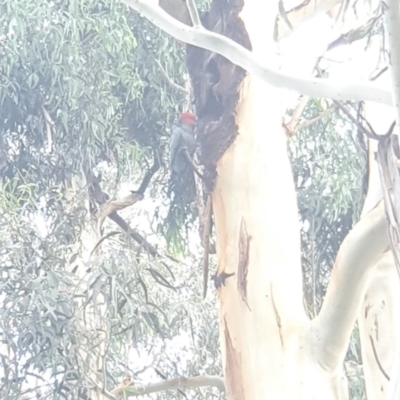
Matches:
[186,0,251,192]
[357,84,400,400]
[237,218,250,309]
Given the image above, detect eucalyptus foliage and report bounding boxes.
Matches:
[0,0,217,398]
[290,100,367,312]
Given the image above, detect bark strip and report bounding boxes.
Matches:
[237,218,251,309]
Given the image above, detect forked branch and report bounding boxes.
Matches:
[315,201,388,370]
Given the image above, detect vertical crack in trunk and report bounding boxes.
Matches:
[238,218,251,310]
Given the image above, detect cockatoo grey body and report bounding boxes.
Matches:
[168,112,197,203]
[169,112,196,177]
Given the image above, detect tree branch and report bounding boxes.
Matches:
[275,0,341,41]
[121,0,392,106]
[294,105,336,134]
[185,0,201,27]
[154,58,188,94]
[137,149,161,194]
[118,375,225,398]
[315,201,389,370]
[86,152,168,260]
[283,96,337,137]
[326,14,381,53]
[97,192,144,234]
[107,212,159,257]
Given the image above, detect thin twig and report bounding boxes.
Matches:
[294,105,336,133]
[370,66,388,81]
[42,106,55,154]
[182,73,192,110]
[182,148,204,179]
[154,59,188,94]
[334,100,393,141]
[97,192,144,236]
[137,149,161,194]
[369,334,390,381]
[186,0,202,28]
[278,0,293,31]
[284,95,309,136]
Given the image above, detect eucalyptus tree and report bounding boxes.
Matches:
[0,0,394,399]
[122,0,400,399]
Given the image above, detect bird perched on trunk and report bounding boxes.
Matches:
[168,112,197,202]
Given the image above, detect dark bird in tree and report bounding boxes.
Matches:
[168,112,197,202]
